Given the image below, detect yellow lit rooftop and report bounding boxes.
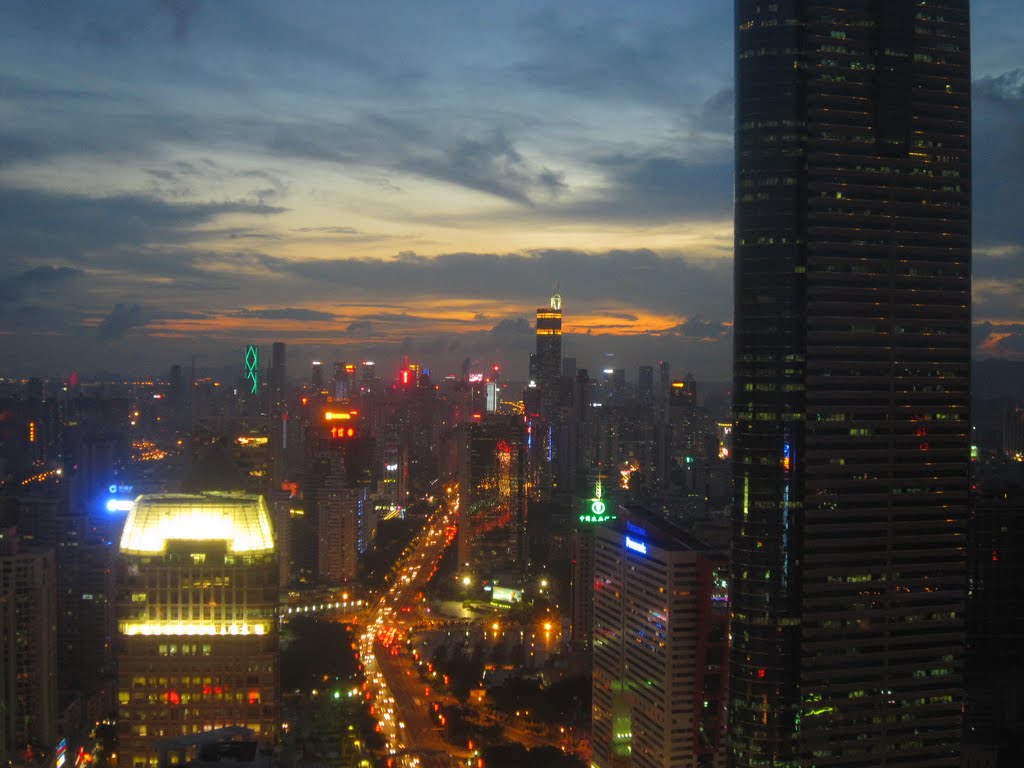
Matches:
[119,493,274,555]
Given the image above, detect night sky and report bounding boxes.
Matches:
[1,1,1022,381]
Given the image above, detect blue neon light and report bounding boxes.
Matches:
[106,498,134,513]
[625,521,647,538]
[625,536,648,555]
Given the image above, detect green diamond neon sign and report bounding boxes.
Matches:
[245,345,259,395]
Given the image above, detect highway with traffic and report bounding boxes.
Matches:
[357,495,464,768]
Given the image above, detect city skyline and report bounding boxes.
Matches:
[1,1,1022,381]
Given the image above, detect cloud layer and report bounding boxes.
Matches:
[0,1,1022,380]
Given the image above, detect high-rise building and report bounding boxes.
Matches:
[591,509,728,768]
[638,366,654,402]
[730,3,971,766]
[318,464,366,586]
[0,531,58,759]
[456,415,527,581]
[116,494,279,767]
[269,343,286,487]
[964,464,1024,763]
[535,293,563,420]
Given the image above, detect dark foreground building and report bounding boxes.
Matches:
[730,2,971,766]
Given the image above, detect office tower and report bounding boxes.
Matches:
[0,532,58,756]
[562,356,577,379]
[318,462,365,586]
[116,494,279,767]
[964,465,1024,763]
[569,478,614,653]
[610,369,626,402]
[456,415,527,581]
[359,361,378,393]
[638,366,654,401]
[269,343,286,406]
[730,3,971,766]
[658,361,670,403]
[535,293,563,419]
[0,588,13,768]
[311,361,324,392]
[333,362,357,400]
[269,343,287,488]
[591,510,728,768]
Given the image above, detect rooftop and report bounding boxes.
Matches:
[119,493,274,555]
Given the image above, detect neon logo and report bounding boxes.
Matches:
[625,536,647,555]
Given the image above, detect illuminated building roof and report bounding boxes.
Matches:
[119,493,274,555]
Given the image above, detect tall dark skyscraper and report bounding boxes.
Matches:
[730,3,971,767]
[535,292,563,419]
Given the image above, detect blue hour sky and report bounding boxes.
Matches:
[1,1,1022,382]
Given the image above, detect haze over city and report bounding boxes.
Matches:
[2,0,1023,380]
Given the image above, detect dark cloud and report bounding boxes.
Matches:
[516,7,727,106]
[270,118,566,205]
[0,266,83,301]
[234,308,338,322]
[97,304,149,341]
[973,69,1024,248]
[602,311,639,322]
[662,316,726,339]
[490,318,532,336]
[157,0,199,45]
[693,87,734,134]
[277,248,730,319]
[406,130,566,204]
[0,188,285,263]
[292,226,362,235]
[975,69,1024,102]
[346,320,374,336]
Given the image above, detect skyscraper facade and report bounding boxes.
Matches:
[116,494,279,767]
[731,3,971,767]
[591,509,728,768]
[535,293,563,419]
[456,415,527,580]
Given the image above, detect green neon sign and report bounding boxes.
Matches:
[578,478,614,524]
[581,495,610,528]
[245,345,259,394]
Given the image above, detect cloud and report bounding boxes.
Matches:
[490,318,532,336]
[0,265,84,301]
[408,130,566,204]
[509,148,732,226]
[234,308,339,322]
[973,69,1024,248]
[661,316,727,340]
[277,248,730,318]
[270,117,566,205]
[0,188,286,263]
[157,0,199,45]
[97,303,149,341]
[975,69,1024,102]
[516,6,727,107]
[291,226,362,235]
[346,320,374,336]
[693,87,734,135]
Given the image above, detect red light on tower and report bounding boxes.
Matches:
[401,369,412,386]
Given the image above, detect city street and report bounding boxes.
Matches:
[358,496,463,768]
